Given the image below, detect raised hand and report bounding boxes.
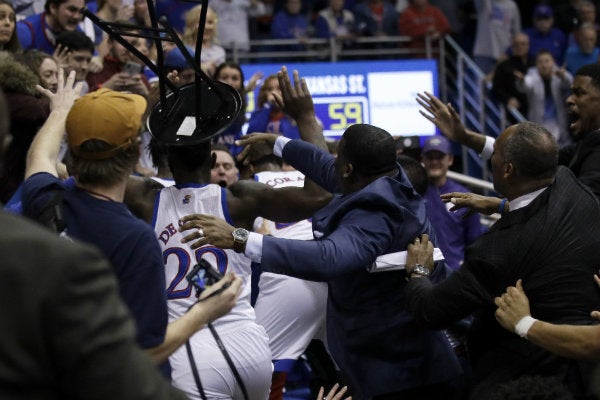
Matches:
[36,68,83,112]
[417,92,466,142]
[416,92,486,152]
[245,71,264,92]
[272,66,327,150]
[52,44,70,70]
[273,66,315,121]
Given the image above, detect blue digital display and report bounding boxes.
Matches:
[241,59,438,139]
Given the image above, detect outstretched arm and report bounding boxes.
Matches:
[416,91,487,153]
[495,278,600,361]
[440,192,507,216]
[26,70,83,179]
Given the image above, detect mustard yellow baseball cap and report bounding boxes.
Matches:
[66,88,147,160]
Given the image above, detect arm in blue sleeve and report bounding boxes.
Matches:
[260,208,395,281]
[281,139,339,192]
[17,21,33,49]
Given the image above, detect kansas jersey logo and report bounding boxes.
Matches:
[183,194,192,204]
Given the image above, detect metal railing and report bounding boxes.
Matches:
[439,35,525,190]
[224,35,436,63]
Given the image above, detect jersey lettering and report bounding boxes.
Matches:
[158,222,178,245]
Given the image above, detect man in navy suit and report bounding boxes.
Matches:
[180,69,461,399]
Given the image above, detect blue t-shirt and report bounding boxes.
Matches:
[524,27,567,66]
[423,179,485,270]
[564,46,600,75]
[21,172,170,376]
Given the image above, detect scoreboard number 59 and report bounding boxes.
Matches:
[329,102,363,130]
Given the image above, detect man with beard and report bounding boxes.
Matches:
[417,62,600,199]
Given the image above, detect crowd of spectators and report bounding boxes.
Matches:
[8,0,600,67]
[4,0,600,399]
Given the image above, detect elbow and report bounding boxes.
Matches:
[315,192,333,208]
[144,346,167,364]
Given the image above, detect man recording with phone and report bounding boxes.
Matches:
[86,24,149,95]
[22,71,243,381]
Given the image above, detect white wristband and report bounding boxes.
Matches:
[514,316,537,339]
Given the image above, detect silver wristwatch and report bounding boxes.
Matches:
[409,264,430,278]
[232,228,249,253]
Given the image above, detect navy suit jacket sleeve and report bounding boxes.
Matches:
[281,139,339,192]
[261,207,396,281]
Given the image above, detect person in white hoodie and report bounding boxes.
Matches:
[516,49,573,147]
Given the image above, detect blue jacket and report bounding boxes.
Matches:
[524,27,567,65]
[17,12,59,53]
[260,140,461,399]
[246,106,300,139]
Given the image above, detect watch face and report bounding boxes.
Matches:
[413,264,430,276]
[233,228,249,241]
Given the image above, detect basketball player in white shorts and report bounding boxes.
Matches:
[252,162,329,399]
[154,183,273,400]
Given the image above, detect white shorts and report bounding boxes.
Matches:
[254,272,328,364]
[170,322,273,400]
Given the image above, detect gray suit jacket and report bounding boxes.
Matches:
[0,211,186,400]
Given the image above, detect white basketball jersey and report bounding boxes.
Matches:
[253,170,328,362]
[253,170,314,240]
[153,184,255,327]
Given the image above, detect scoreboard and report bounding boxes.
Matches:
[241,59,438,140]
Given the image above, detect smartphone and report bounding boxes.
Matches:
[186,259,224,295]
[121,61,144,75]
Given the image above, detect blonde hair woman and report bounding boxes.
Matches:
[182,5,225,76]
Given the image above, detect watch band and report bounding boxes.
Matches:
[233,238,245,253]
[232,228,249,253]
